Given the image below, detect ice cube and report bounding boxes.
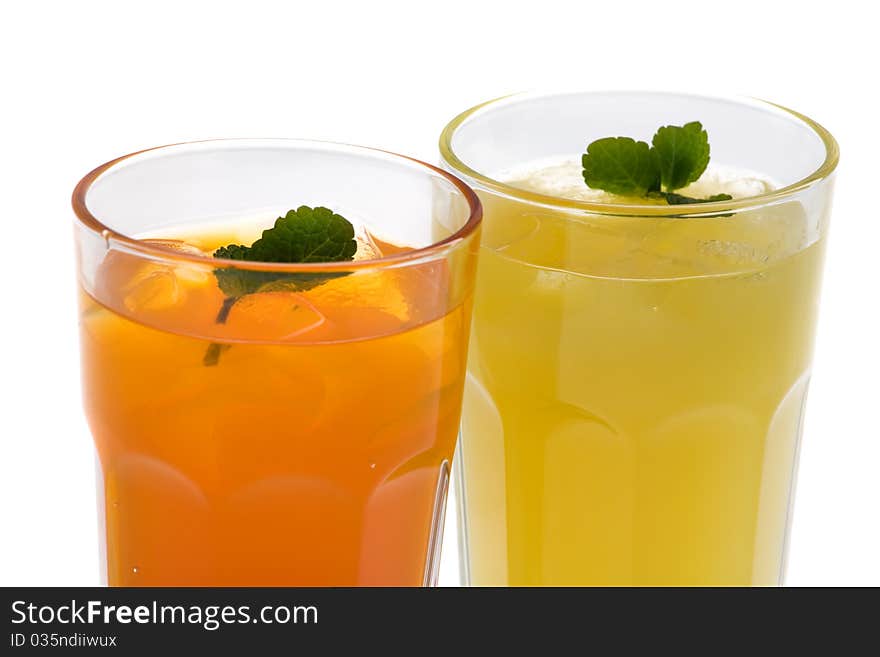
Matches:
[222,291,326,341]
[308,267,411,324]
[612,201,808,277]
[122,268,182,312]
[123,240,212,311]
[141,239,213,285]
[491,158,805,277]
[353,227,383,261]
[95,239,211,313]
[481,202,660,277]
[503,158,620,203]
[680,167,775,200]
[141,238,207,256]
[502,158,776,204]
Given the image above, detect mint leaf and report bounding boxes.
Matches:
[212,206,357,300]
[247,206,357,263]
[205,206,358,366]
[582,137,660,197]
[582,122,733,207]
[213,243,250,260]
[651,121,710,191]
[203,343,231,366]
[664,192,732,205]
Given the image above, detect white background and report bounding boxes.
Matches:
[1,0,877,586]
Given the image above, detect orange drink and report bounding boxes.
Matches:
[73,141,481,586]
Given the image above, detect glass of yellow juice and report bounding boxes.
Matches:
[73,140,481,586]
[440,92,838,586]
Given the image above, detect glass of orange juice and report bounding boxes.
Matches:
[440,92,838,586]
[73,140,481,586]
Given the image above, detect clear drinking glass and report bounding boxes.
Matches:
[73,139,481,586]
[440,92,838,586]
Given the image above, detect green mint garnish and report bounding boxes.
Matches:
[212,205,357,300]
[202,342,231,367]
[663,192,734,205]
[582,121,732,206]
[651,122,710,191]
[581,137,659,197]
[215,206,357,264]
[204,205,357,366]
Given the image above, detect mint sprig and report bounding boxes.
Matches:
[663,192,735,205]
[582,121,732,206]
[213,206,357,299]
[216,206,357,264]
[213,205,357,302]
[204,205,357,366]
[581,137,659,197]
[652,122,710,191]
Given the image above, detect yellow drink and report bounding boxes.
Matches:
[458,161,827,585]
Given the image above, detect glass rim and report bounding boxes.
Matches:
[72,138,483,273]
[439,90,839,217]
